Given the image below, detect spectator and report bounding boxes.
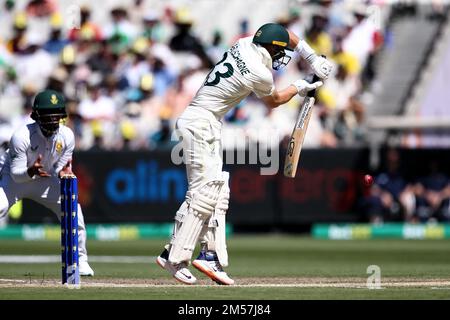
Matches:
[0,2,387,151]
[342,4,384,87]
[231,19,252,44]
[63,97,83,149]
[305,13,333,57]
[78,76,116,123]
[14,37,55,89]
[121,74,163,149]
[60,44,77,73]
[413,161,450,222]
[428,0,448,20]
[283,8,304,40]
[6,12,28,54]
[88,120,106,151]
[207,30,227,64]
[333,94,366,146]
[102,74,124,110]
[149,118,172,150]
[148,54,177,97]
[164,70,199,122]
[317,62,365,146]
[142,10,167,43]
[25,0,57,17]
[86,40,116,76]
[45,66,68,93]
[117,102,145,150]
[4,0,15,11]
[0,39,14,67]
[0,120,12,152]
[123,38,151,89]
[43,12,69,55]
[332,35,361,77]
[103,7,140,46]
[169,8,213,69]
[68,6,103,42]
[364,148,414,223]
[119,120,138,150]
[138,74,166,127]
[77,75,117,149]
[8,84,36,131]
[302,105,338,148]
[0,66,22,116]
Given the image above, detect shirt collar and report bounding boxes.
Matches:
[34,122,57,140]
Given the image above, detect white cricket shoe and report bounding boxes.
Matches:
[156,249,197,285]
[156,248,169,268]
[192,251,234,285]
[79,261,95,276]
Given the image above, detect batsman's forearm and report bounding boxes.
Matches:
[265,85,298,109]
[287,30,300,51]
[295,39,317,64]
[288,30,318,63]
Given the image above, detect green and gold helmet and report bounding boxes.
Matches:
[31,90,67,137]
[253,23,293,70]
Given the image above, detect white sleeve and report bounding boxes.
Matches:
[9,131,33,183]
[53,128,75,177]
[249,68,275,98]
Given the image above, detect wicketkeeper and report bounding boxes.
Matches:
[0,89,94,276]
[157,23,333,284]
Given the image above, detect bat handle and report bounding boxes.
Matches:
[307,55,327,98]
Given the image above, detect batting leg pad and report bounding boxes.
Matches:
[200,171,230,267]
[60,175,80,287]
[169,179,224,264]
[169,201,188,246]
[213,171,230,267]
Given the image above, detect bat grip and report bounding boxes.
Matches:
[306,75,320,98]
[307,55,326,98]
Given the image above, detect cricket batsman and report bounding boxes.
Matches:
[0,89,94,276]
[156,23,333,284]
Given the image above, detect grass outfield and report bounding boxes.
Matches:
[1,236,450,299]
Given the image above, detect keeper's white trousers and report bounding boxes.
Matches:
[0,173,89,263]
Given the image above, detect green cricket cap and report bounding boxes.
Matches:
[33,90,65,110]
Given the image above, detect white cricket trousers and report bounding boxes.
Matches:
[0,173,89,263]
[176,116,223,198]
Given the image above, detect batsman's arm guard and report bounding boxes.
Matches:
[168,179,224,264]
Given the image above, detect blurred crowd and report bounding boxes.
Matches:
[363,148,450,223]
[0,0,387,152]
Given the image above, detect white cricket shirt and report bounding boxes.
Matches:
[0,122,75,182]
[181,36,275,121]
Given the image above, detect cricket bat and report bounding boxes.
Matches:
[283,74,321,178]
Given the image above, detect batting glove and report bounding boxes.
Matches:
[309,55,333,80]
[295,40,333,79]
[292,79,323,96]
